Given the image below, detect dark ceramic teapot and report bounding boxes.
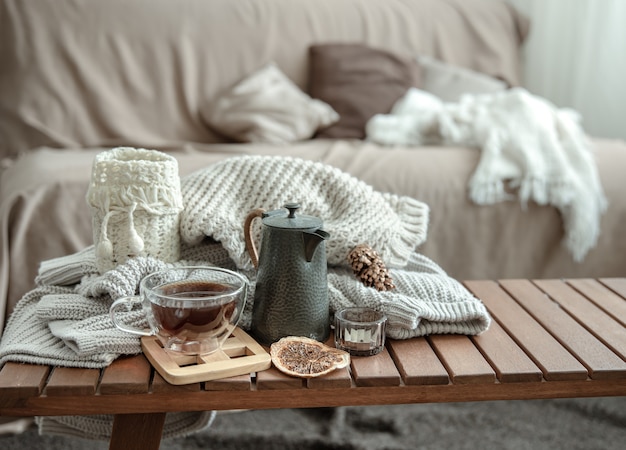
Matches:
[244,202,330,345]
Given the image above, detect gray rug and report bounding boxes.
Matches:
[1,397,625,449]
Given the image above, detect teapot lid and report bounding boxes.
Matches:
[262,203,322,230]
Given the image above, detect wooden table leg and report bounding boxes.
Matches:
[109,412,166,450]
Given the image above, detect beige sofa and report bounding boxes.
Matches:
[1,0,625,331]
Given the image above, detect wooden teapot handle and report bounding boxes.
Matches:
[244,208,265,269]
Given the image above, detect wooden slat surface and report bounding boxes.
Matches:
[307,366,352,389]
[470,319,543,383]
[465,280,588,381]
[567,279,626,326]
[45,367,100,396]
[1,277,625,448]
[256,366,304,390]
[350,347,401,387]
[501,279,626,380]
[99,355,151,395]
[0,362,49,399]
[387,338,449,385]
[152,372,201,394]
[204,372,253,391]
[600,277,626,298]
[428,334,496,384]
[533,279,626,360]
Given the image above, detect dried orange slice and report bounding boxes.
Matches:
[270,336,350,378]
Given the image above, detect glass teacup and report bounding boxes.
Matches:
[110,266,248,355]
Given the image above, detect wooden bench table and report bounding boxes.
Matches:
[1,278,625,449]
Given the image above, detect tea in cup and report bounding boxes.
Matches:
[110,266,248,355]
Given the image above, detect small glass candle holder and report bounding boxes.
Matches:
[334,307,387,356]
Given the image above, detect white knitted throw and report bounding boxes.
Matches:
[0,156,491,439]
[366,87,608,261]
[179,155,429,270]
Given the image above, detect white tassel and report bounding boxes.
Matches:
[97,238,113,259]
[97,210,115,259]
[127,203,144,255]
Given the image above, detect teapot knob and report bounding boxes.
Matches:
[284,202,300,218]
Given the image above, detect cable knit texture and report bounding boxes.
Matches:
[328,253,491,339]
[179,155,430,270]
[0,246,490,371]
[35,412,216,441]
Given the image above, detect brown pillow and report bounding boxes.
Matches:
[309,43,422,139]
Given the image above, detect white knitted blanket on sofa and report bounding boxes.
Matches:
[366,87,607,262]
[0,155,491,439]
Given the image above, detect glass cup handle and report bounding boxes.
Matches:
[109,296,152,336]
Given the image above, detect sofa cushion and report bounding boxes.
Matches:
[309,43,422,140]
[202,63,339,144]
[417,55,508,102]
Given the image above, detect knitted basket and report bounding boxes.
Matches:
[86,147,184,273]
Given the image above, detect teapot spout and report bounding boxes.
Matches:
[303,229,330,262]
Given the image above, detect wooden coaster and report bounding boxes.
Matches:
[141,327,271,385]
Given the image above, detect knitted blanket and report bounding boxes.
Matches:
[179,155,429,270]
[366,87,608,262]
[0,155,491,439]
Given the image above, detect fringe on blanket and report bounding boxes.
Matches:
[366,87,607,261]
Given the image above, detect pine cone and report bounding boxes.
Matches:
[347,244,395,291]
